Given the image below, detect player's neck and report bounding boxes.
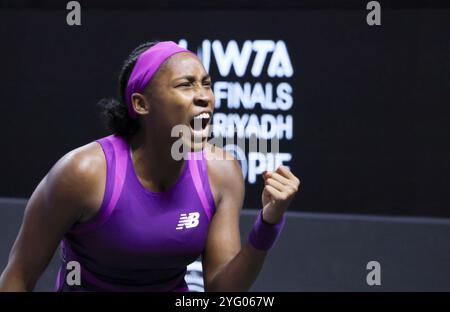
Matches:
[128,129,185,192]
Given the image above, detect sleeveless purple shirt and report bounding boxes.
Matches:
[55,134,216,291]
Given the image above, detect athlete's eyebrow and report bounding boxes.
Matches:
[174,74,211,82]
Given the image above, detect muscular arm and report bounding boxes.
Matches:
[202,147,268,292]
[0,143,105,291]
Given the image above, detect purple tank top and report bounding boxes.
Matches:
[54,134,216,291]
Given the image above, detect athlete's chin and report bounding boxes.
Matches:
[189,138,207,152]
[188,124,210,152]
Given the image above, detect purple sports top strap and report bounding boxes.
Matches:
[188,151,214,222]
[70,135,128,235]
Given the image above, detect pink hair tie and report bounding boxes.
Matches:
[125,41,195,118]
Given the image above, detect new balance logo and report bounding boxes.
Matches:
[176,212,200,230]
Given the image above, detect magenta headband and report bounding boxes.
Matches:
[125,41,195,118]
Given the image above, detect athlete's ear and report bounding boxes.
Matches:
[131,93,151,117]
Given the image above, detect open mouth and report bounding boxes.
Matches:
[189,112,211,132]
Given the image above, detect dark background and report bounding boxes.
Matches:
[0,1,449,218]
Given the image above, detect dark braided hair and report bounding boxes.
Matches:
[98,41,159,137]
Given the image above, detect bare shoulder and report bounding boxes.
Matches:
[203,143,245,207]
[44,141,106,222]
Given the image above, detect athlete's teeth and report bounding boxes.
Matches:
[193,113,210,119]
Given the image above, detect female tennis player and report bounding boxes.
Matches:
[0,41,300,292]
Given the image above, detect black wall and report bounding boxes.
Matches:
[1,7,449,217]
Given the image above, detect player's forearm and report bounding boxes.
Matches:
[205,242,268,292]
[0,268,33,292]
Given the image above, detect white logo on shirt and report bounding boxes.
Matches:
[176,212,200,230]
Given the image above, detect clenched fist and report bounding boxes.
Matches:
[261,165,301,224]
